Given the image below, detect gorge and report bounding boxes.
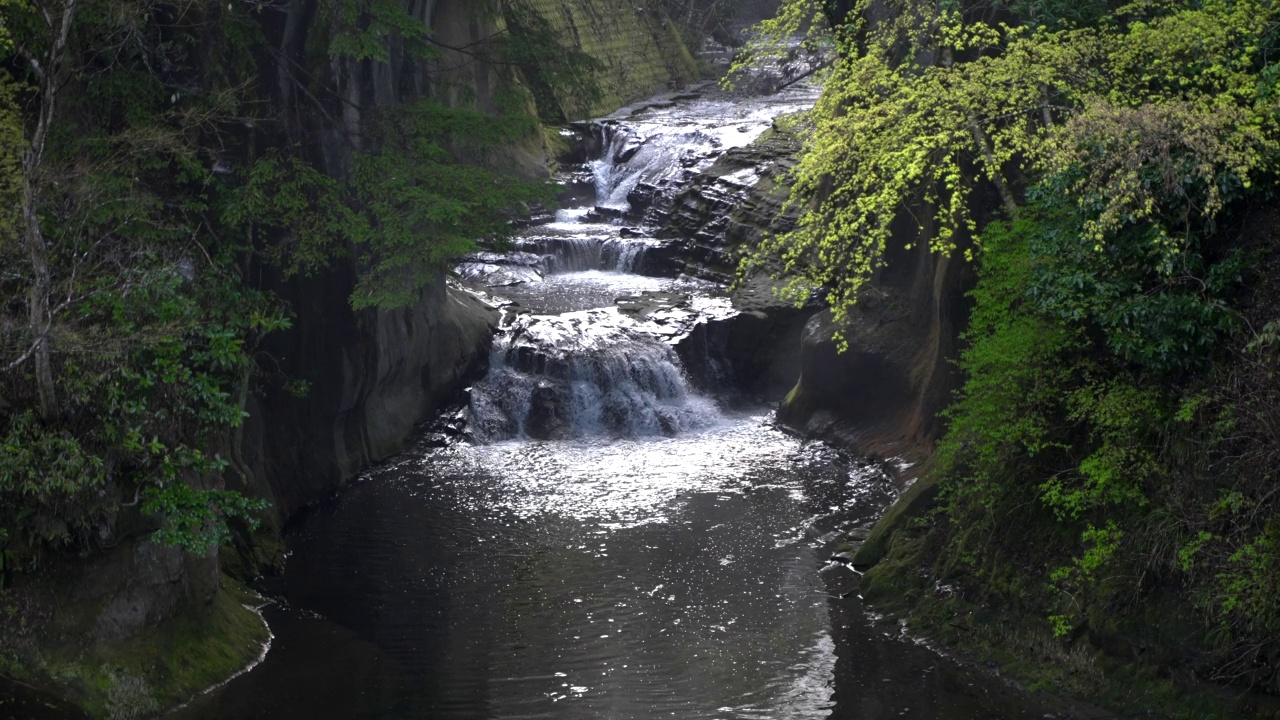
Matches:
[3,0,1279,718]
[172,80,1067,719]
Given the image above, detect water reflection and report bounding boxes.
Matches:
[177,414,891,720]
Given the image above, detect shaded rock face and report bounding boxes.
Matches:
[81,541,219,643]
[675,303,810,403]
[236,274,497,519]
[777,223,976,463]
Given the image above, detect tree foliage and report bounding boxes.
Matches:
[740,0,1279,345]
[225,99,551,310]
[0,0,286,567]
[0,0,557,574]
[744,0,1280,690]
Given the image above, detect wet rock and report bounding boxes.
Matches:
[590,206,628,220]
[657,120,806,282]
[613,133,647,162]
[557,178,598,206]
[616,291,691,317]
[777,228,976,460]
[455,263,543,287]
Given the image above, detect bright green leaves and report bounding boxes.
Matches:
[739,0,1280,345]
[738,12,1086,336]
[724,0,833,88]
[744,0,1280,673]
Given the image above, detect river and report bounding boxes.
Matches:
[171,79,1065,720]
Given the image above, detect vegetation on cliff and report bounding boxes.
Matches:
[743,0,1280,710]
[0,0,557,590]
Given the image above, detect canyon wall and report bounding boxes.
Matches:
[658,121,976,465]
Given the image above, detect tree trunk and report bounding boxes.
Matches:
[22,184,56,421]
[20,0,78,421]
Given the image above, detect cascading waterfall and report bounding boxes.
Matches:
[589,122,714,213]
[466,313,721,443]
[458,112,735,443]
[459,86,833,444]
[510,236,652,274]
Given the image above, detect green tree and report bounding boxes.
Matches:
[744,0,1280,688]
[737,0,1279,345]
[0,0,278,566]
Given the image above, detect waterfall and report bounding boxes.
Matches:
[589,122,713,213]
[466,314,721,443]
[590,124,647,210]
[510,237,653,274]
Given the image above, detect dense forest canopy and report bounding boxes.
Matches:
[0,0,559,575]
[739,0,1280,701]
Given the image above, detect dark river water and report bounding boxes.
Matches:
[140,79,1076,720]
[174,417,1056,720]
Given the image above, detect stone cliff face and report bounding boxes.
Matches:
[514,0,700,119]
[777,231,974,465]
[659,121,975,464]
[233,274,496,522]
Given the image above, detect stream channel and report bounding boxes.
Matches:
[173,81,1065,720]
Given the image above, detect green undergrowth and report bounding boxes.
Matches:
[858,510,1280,720]
[37,577,268,720]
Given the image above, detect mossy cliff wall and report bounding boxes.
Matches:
[513,0,700,118]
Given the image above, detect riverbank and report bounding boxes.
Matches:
[1,578,268,720]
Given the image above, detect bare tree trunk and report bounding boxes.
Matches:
[20,0,78,421]
[22,186,56,420]
[968,123,1019,217]
[1038,82,1053,129]
[941,47,1018,217]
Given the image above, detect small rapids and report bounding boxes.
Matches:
[467,313,721,442]
[590,123,715,211]
[514,235,653,275]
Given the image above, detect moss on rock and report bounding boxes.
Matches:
[513,0,701,119]
[852,472,939,568]
[38,577,268,719]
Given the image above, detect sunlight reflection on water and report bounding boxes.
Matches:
[409,411,861,529]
